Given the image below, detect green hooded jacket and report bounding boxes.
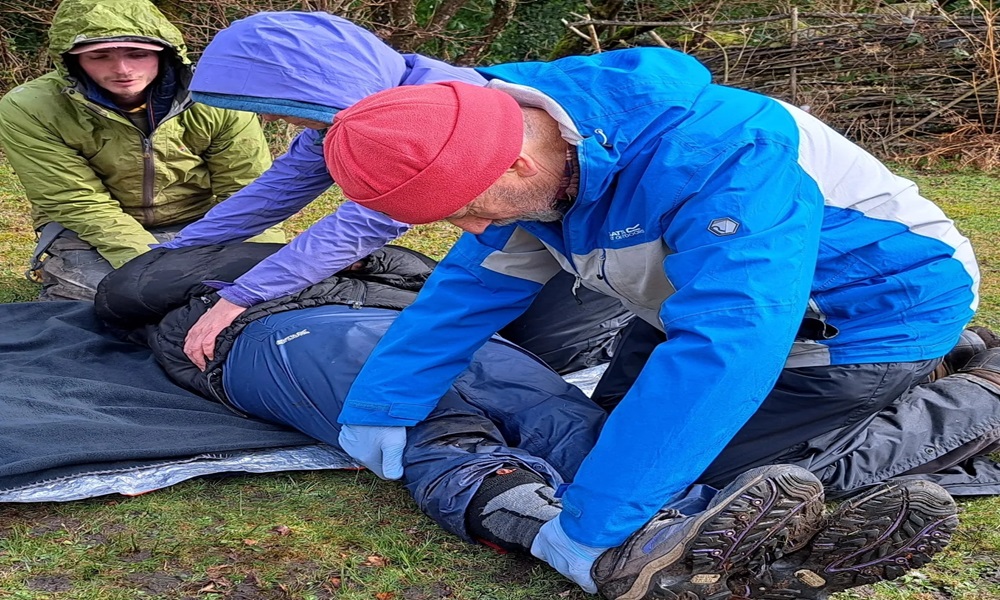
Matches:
[0,0,282,268]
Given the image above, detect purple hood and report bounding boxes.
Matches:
[189,11,482,109]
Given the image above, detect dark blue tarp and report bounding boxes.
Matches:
[0,301,349,498]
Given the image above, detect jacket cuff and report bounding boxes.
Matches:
[337,400,430,427]
[217,285,255,308]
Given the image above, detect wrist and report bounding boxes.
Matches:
[216,287,252,309]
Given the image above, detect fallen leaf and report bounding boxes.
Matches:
[205,565,232,578]
[271,525,292,536]
[365,555,389,567]
[243,539,259,546]
[376,593,394,600]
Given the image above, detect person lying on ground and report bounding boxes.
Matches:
[152,11,631,376]
[96,242,991,599]
[0,0,282,301]
[317,48,1000,596]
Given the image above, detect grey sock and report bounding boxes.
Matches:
[466,468,561,553]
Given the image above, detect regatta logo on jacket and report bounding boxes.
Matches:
[276,329,310,345]
[609,224,644,241]
[708,217,740,236]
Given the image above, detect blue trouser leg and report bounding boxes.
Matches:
[403,338,608,541]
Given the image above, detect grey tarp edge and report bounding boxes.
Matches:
[0,445,357,502]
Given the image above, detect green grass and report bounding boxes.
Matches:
[0,159,998,599]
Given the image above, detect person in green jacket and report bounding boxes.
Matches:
[0,0,283,301]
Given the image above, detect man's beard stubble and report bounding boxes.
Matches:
[490,181,564,227]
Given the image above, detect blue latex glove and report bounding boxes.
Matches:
[530,517,609,594]
[338,424,406,480]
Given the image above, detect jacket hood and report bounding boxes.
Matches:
[478,49,713,198]
[48,0,187,69]
[189,12,407,111]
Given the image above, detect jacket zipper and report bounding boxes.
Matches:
[597,250,623,297]
[78,97,156,225]
[349,286,367,309]
[138,97,194,225]
[562,136,597,304]
[74,86,192,227]
[574,252,622,304]
[141,136,155,224]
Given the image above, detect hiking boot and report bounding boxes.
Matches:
[927,326,1000,382]
[730,479,958,600]
[958,347,1000,389]
[592,465,825,600]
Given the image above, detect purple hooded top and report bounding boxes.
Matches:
[159,12,485,306]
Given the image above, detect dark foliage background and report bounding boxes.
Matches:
[1,0,995,164]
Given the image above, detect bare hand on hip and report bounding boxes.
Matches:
[183,297,247,370]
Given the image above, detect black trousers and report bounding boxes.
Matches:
[593,318,1000,497]
[501,270,633,375]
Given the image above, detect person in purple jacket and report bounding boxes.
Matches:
[160,11,631,374]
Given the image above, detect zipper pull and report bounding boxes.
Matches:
[594,128,612,148]
[571,276,583,305]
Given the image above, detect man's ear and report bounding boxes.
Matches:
[510,151,541,178]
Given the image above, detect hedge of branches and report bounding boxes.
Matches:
[2,0,997,165]
[567,4,1000,167]
[698,15,997,158]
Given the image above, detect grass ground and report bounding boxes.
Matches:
[0,158,997,599]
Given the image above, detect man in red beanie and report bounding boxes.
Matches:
[322,52,1000,599]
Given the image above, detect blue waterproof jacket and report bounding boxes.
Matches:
[340,48,980,547]
[160,12,484,306]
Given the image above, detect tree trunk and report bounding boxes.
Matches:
[458,0,518,64]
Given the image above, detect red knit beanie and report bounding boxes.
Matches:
[323,81,524,224]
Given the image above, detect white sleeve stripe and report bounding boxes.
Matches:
[777,100,980,311]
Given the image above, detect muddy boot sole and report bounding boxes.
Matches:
[593,465,825,600]
[732,479,958,600]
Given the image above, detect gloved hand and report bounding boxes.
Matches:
[338,424,406,480]
[530,516,609,594]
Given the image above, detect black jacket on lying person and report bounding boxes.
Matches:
[95,244,434,405]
